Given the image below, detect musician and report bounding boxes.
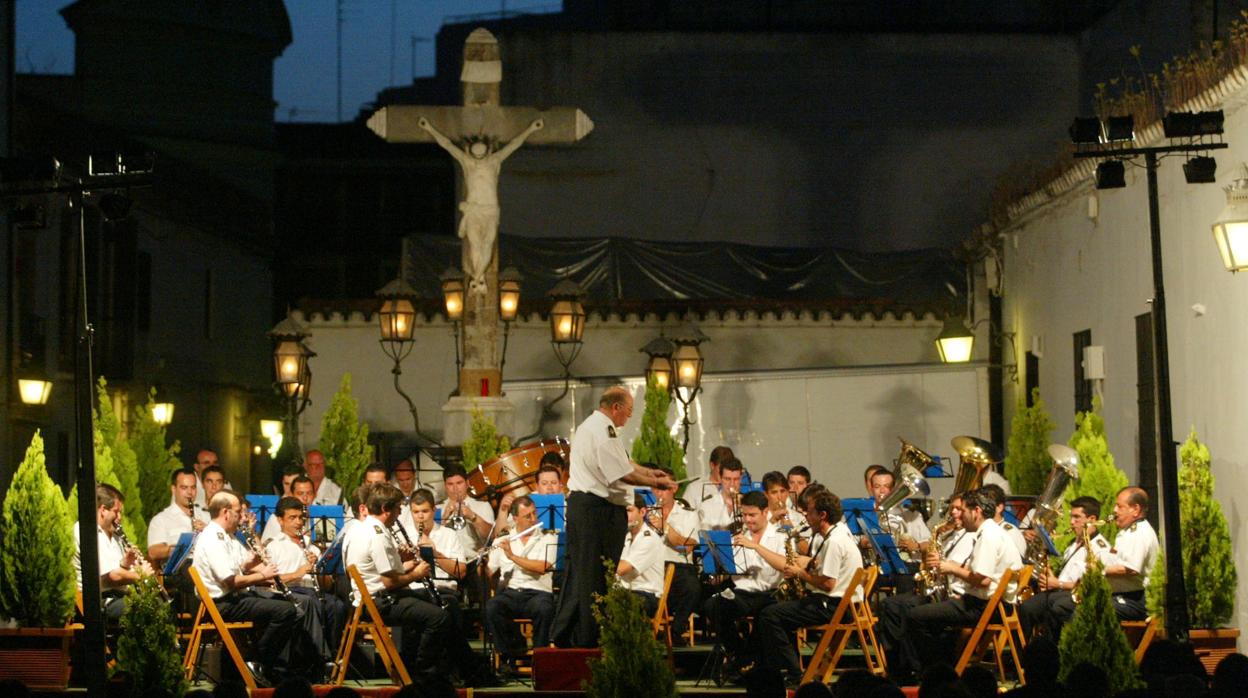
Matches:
[980,484,1027,558]
[407,490,495,687]
[863,464,888,497]
[552,386,675,648]
[897,488,1022,680]
[1018,496,1114,638]
[148,468,209,563]
[342,484,453,696]
[439,465,495,551]
[304,449,344,507]
[684,445,735,505]
[786,466,811,506]
[876,493,975,674]
[649,463,700,635]
[277,464,306,497]
[263,474,316,542]
[264,496,347,668]
[535,462,565,494]
[485,496,558,675]
[698,457,745,531]
[869,469,931,550]
[193,491,301,685]
[74,483,154,621]
[539,450,567,482]
[201,465,227,504]
[753,488,862,686]
[707,490,787,669]
[494,461,566,535]
[391,459,420,534]
[364,464,389,486]
[1104,486,1160,620]
[190,448,224,508]
[761,471,801,528]
[617,493,668,616]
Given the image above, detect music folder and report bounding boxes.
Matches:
[530,494,567,532]
[698,530,737,575]
[164,532,197,576]
[842,498,907,575]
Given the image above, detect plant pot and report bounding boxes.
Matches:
[0,627,75,690]
[1188,627,1240,675]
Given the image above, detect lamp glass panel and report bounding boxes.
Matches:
[936,335,975,363]
[259,419,284,438]
[18,378,52,405]
[378,298,416,340]
[550,299,586,343]
[274,340,306,383]
[1212,219,1248,271]
[672,344,704,390]
[151,402,174,425]
[646,355,673,391]
[499,282,520,321]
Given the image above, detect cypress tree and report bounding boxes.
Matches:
[462,407,511,469]
[1005,387,1056,495]
[1058,554,1144,693]
[631,376,686,483]
[319,373,374,497]
[1145,551,1166,628]
[67,427,123,525]
[115,575,187,696]
[586,561,678,698]
[1057,397,1128,548]
[95,377,147,545]
[0,432,78,627]
[1177,428,1236,628]
[131,388,183,523]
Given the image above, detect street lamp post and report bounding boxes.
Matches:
[515,279,586,444]
[670,323,709,451]
[268,317,314,461]
[377,275,440,446]
[640,336,675,392]
[498,266,523,378]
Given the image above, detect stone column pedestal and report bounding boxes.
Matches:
[441,395,515,447]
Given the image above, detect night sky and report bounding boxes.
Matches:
[15,0,559,123]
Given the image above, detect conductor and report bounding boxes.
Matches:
[552,385,676,647]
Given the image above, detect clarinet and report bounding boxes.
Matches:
[114,521,171,601]
[240,524,295,602]
[415,522,447,608]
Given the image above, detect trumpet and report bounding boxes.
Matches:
[445,500,469,531]
[728,491,744,535]
[1070,520,1104,605]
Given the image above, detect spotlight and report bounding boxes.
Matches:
[1183,156,1217,184]
[1164,110,1224,138]
[1104,116,1135,143]
[1096,161,1126,189]
[1069,118,1102,145]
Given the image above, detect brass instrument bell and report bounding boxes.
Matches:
[1032,444,1080,531]
[950,435,1003,495]
[878,443,931,513]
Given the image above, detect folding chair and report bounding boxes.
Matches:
[330,565,412,686]
[953,567,1017,679]
[849,565,887,676]
[799,567,869,685]
[183,567,256,689]
[1122,616,1161,664]
[989,564,1033,682]
[651,563,678,654]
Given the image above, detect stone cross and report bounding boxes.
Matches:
[367,28,593,405]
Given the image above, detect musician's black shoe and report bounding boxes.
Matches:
[244,661,272,688]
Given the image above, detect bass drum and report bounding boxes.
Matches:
[468,437,570,506]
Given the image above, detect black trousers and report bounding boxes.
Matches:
[288,586,348,661]
[407,588,487,679]
[376,589,451,694]
[876,590,925,661]
[552,492,627,647]
[1018,588,1075,639]
[486,588,555,660]
[703,589,776,660]
[631,590,659,618]
[667,563,701,634]
[1112,590,1147,620]
[216,591,301,676]
[755,594,839,674]
[900,595,988,674]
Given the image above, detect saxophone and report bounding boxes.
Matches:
[775,526,806,601]
[914,518,956,600]
[1070,520,1103,605]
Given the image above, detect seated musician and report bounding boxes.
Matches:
[649,463,700,636]
[786,466,811,507]
[74,483,155,621]
[761,471,803,531]
[869,468,931,552]
[617,492,668,616]
[192,491,300,685]
[980,484,1027,558]
[491,461,566,535]
[262,474,316,542]
[264,496,348,669]
[706,490,787,671]
[698,457,745,531]
[1104,486,1159,620]
[895,488,1022,682]
[485,495,558,676]
[877,493,975,673]
[147,468,208,564]
[684,445,735,505]
[753,488,863,687]
[1018,496,1113,638]
[439,465,495,552]
[342,484,452,696]
[407,489,496,687]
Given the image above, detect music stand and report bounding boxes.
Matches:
[843,499,907,576]
[530,494,566,532]
[247,494,279,531]
[314,532,345,575]
[554,530,568,571]
[1032,522,1059,556]
[163,532,196,576]
[307,505,343,544]
[698,530,738,576]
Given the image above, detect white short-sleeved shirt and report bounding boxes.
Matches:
[192,521,251,599]
[619,525,666,596]
[941,530,976,597]
[810,521,864,600]
[683,477,719,507]
[435,497,495,552]
[147,503,209,549]
[698,493,737,531]
[313,478,343,506]
[662,505,699,564]
[568,410,634,506]
[982,470,1011,495]
[415,524,466,593]
[265,534,316,588]
[1057,533,1115,585]
[260,514,284,545]
[343,515,404,606]
[1000,520,1028,559]
[1108,519,1159,593]
[74,524,128,592]
[966,518,1023,602]
[733,523,788,593]
[489,530,558,593]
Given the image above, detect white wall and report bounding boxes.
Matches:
[999,75,1248,637]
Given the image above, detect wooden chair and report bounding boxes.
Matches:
[1122,617,1162,664]
[987,565,1032,683]
[953,567,1018,680]
[799,567,869,685]
[650,563,678,654]
[331,565,412,686]
[849,565,887,676]
[182,567,256,689]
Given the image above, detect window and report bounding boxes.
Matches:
[1073,329,1092,414]
[1025,351,1039,406]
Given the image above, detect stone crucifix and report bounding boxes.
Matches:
[367,27,593,404]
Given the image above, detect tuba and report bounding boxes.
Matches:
[950,435,1003,495]
[879,438,932,513]
[1032,444,1080,532]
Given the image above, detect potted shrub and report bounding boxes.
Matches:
[0,431,79,690]
[1056,398,1129,548]
[114,575,187,696]
[586,561,677,697]
[631,375,687,490]
[1005,387,1056,496]
[1059,551,1144,693]
[320,373,374,497]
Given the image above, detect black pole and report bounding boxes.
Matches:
[72,191,106,694]
[1144,151,1190,641]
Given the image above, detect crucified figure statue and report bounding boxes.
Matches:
[418,116,544,294]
